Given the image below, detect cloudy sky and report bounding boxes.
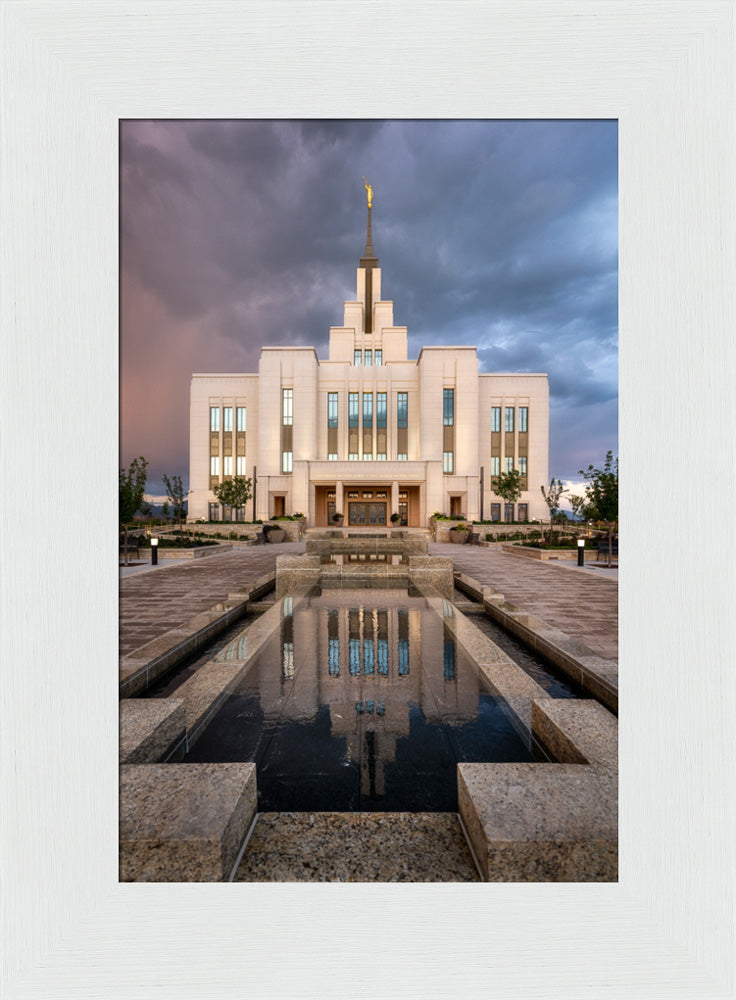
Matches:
[120,119,617,504]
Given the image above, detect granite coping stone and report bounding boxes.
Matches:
[458,762,617,882]
[120,698,186,764]
[120,763,257,881]
[532,699,618,769]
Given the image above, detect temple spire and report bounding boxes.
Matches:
[359,180,379,335]
[360,178,378,269]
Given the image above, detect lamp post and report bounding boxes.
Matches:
[151,536,159,566]
[577,537,585,567]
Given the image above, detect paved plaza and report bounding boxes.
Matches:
[119,541,617,661]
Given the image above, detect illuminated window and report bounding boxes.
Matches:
[236,456,246,475]
[490,456,500,476]
[237,406,246,431]
[443,389,454,426]
[210,407,220,432]
[223,407,232,432]
[491,407,501,433]
[505,407,514,432]
[282,451,292,473]
[223,456,233,476]
[443,451,454,474]
[354,349,362,366]
[282,389,293,425]
[210,456,220,476]
[375,349,382,365]
[519,407,528,433]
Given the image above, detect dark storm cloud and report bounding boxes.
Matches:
[120,120,617,494]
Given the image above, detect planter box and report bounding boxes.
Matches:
[449,531,469,544]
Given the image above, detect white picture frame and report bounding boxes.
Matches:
[2,2,734,997]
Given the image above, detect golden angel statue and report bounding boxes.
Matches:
[363,177,373,208]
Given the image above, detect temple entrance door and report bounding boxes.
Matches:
[349,502,386,526]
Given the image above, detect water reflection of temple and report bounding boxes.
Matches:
[256,591,480,801]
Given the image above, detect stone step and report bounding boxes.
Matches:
[234,811,480,882]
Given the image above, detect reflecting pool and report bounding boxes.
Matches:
[183,589,535,811]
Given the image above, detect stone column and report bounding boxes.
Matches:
[391,481,399,520]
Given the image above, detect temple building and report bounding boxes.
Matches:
[188,190,549,526]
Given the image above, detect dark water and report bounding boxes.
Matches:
[145,614,259,698]
[467,612,582,699]
[183,589,536,812]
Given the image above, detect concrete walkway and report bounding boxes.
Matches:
[120,540,617,663]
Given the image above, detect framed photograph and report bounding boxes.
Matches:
[2,2,733,997]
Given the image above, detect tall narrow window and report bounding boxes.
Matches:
[375,349,383,365]
[327,391,338,460]
[210,406,220,432]
[328,392,338,428]
[210,456,220,476]
[282,389,293,425]
[491,407,501,433]
[376,392,387,459]
[397,393,408,427]
[490,456,500,476]
[236,406,246,431]
[443,451,454,474]
[281,388,293,474]
[505,407,514,432]
[504,456,514,473]
[443,389,454,426]
[519,406,528,432]
[364,350,372,366]
[397,391,408,460]
[354,349,362,366]
[348,391,359,459]
[518,456,527,476]
[362,392,373,458]
[223,407,233,432]
[236,456,246,476]
[223,456,233,476]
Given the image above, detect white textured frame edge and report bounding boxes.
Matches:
[1,2,734,998]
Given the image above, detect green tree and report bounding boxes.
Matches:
[119,456,148,566]
[540,478,567,544]
[213,476,253,520]
[163,473,188,522]
[579,451,618,566]
[494,469,523,523]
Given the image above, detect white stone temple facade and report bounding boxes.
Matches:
[189,196,549,526]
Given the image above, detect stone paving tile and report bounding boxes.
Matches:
[430,543,618,661]
[119,545,303,657]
